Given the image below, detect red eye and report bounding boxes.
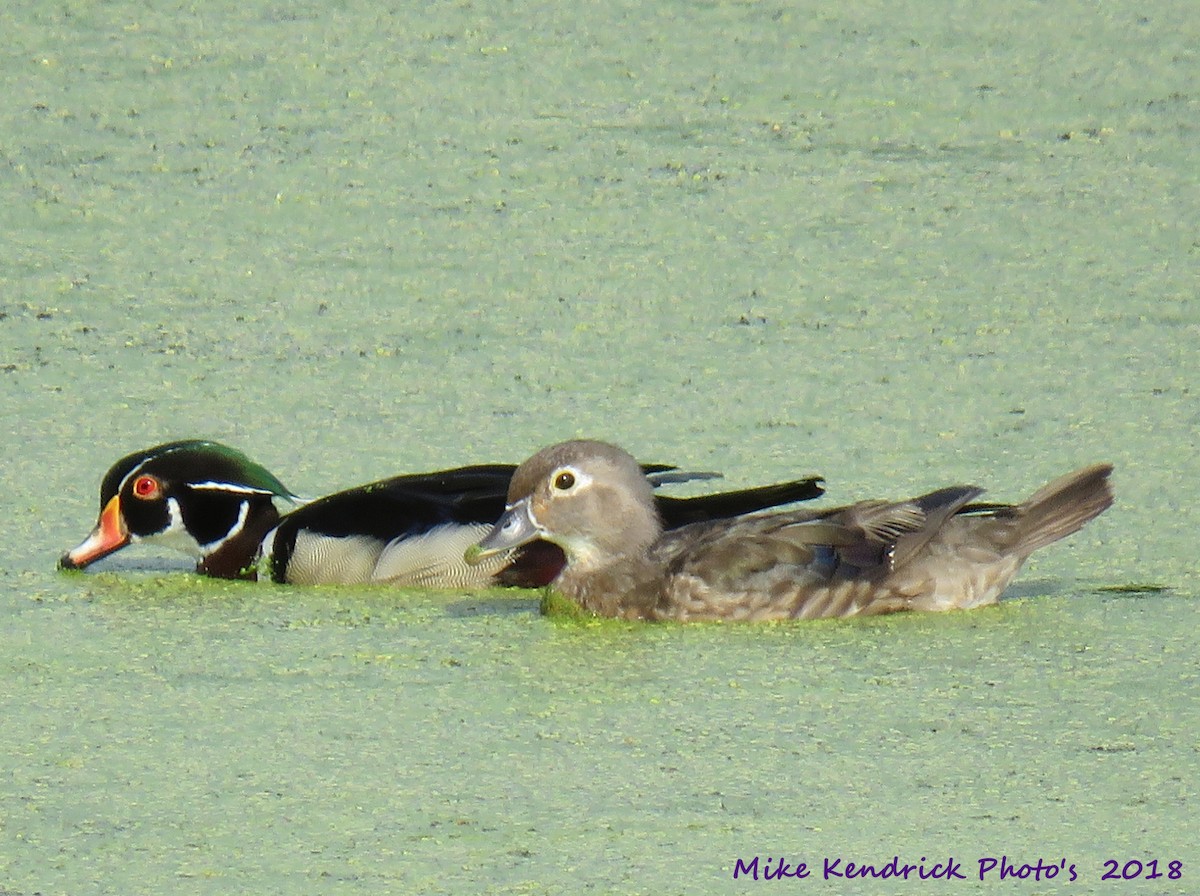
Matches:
[132,475,161,500]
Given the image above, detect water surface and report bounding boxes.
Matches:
[1,0,1196,893]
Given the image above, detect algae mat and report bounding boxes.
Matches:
[1,0,1197,893]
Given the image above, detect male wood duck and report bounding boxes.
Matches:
[466,439,1115,621]
[59,439,826,587]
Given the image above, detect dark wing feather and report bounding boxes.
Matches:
[655,477,825,526]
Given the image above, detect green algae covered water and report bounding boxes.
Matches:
[1,1,1196,893]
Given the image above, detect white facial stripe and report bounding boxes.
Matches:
[189,481,276,496]
[131,496,204,557]
[118,466,144,493]
[198,500,250,553]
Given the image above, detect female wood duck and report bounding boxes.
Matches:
[59,439,826,587]
[465,439,1115,621]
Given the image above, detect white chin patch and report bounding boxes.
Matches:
[556,534,602,570]
[133,497,204,558]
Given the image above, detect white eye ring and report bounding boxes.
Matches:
[551,467,590,492]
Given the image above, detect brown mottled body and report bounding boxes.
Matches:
[469,440,1114,623]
